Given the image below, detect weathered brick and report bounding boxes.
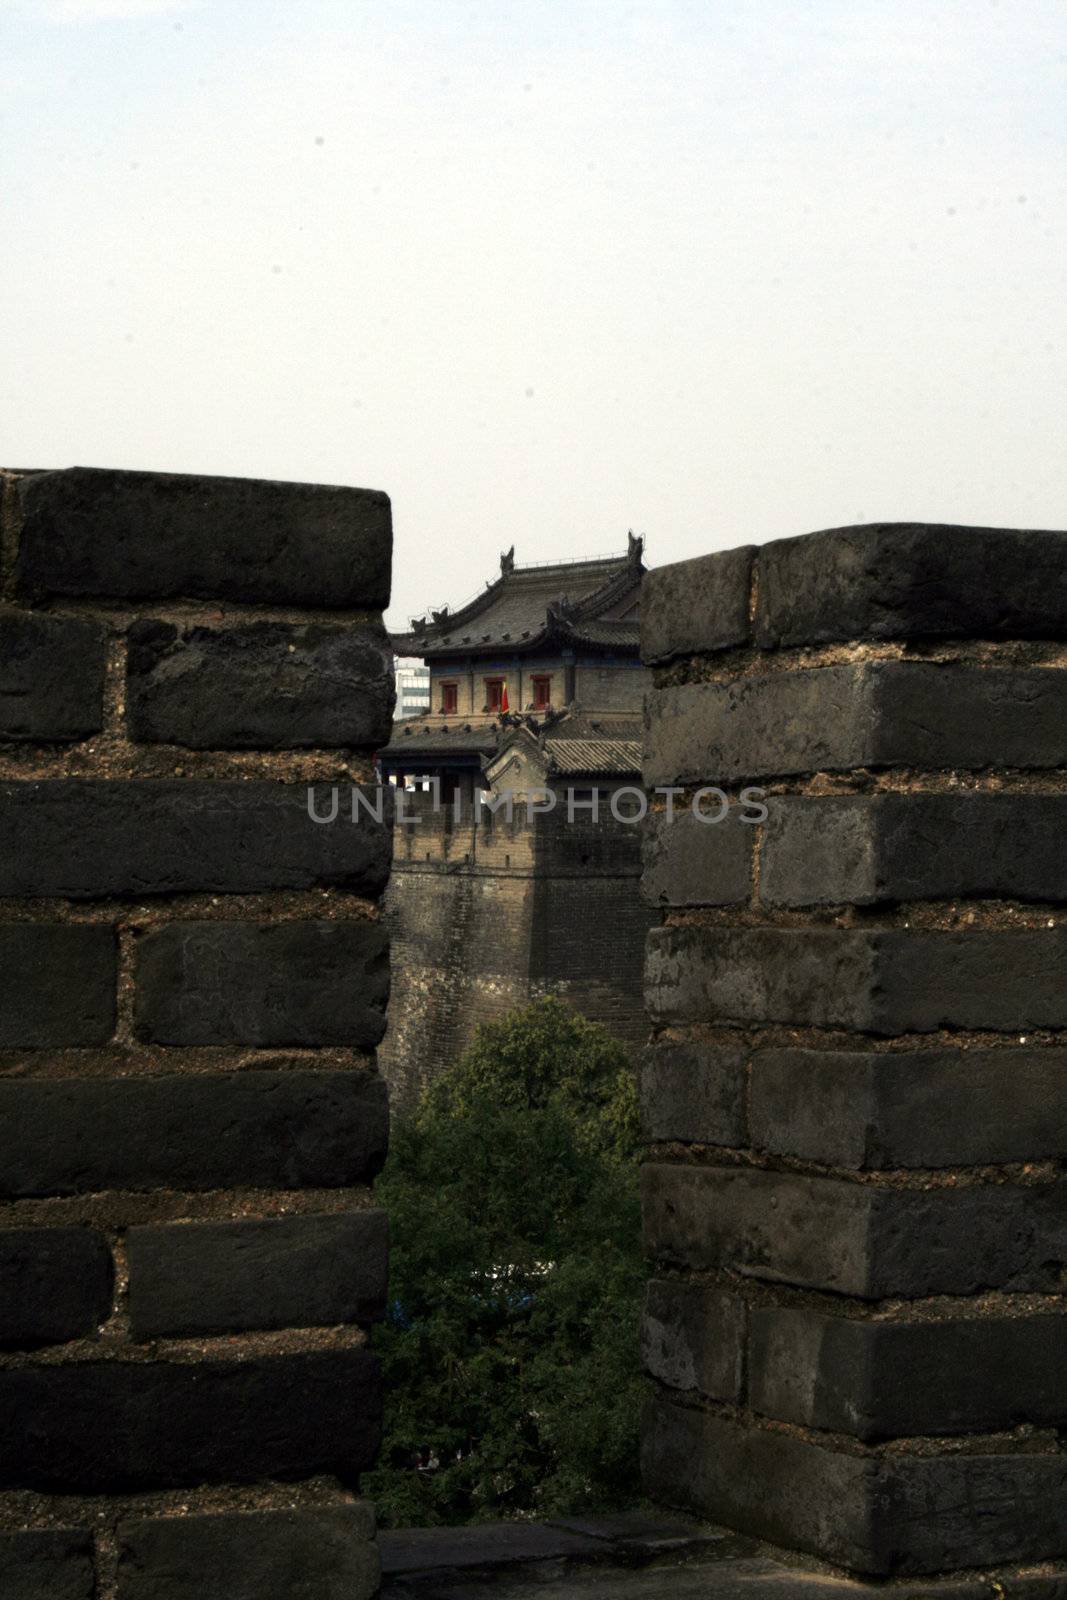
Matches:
[640,1279,744,1399]
[641,807,752,908]
[639,1042,747,1146]
[0,924,116,1046]
[127,1211,388,1338]
[0,1529,94,1600]
[0,1228,113,1346]
[125,620,394,749]
[760,791,1067,907]
[0,781,391,899]
[641,1163,1067,1296]
[646,925,1067,1033]
[0,1348,381,1492]
[749,1048,1067,1168]
[0,1070,387,1198]
[16,467,391,608]
[116,1506,379,1600]
[748,1307,1067,1440]
[0,612,106,743]
[754,522,1067,651]
[135,921,389,1047]
[644,664,1067,786]
[642,1395,1067,1575]
[641,547,754,665]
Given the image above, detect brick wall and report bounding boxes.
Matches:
[380,795,654,1108]
[639,523,1067,1578]
[0,467,393,1600]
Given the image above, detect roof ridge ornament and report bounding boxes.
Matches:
[628,529,644,565]
[500,545,515,575]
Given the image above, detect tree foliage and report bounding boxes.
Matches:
[364,998,645,1526]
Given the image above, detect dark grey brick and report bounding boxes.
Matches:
[0,1070,387,1198]
[644,664,1067,786]
[0,1529,94,1600]
[641,1163,1067,1296]
[16,467,391,608]
[639,1042,747,1146]
[748,1307,1067,1440]
[749,1048,1067,1168]
[0,781,391,899]
[0,924,116,1046]
[0,1348,381,1492]
[379,1521,605,1575]
[642,1396,1067,1575]
[645,926,1067,1033]
[761,791,1067,907]
[135,921,389,1047]
[0,1228,113,1346]
[127,1211,388,1338]
[641,807,752,908]
[754,522,1067,651]
[116,1506,378,1600]
[640,1279,745,1399]
[0,612,106,743]
[641,547,754,664]
[125,620,394,749]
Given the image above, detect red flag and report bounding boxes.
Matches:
[500,682,510,713]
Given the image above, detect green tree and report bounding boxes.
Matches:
[364,998,645,1527]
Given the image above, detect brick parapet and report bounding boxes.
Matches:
[640,522,1067,1578]
[0,467,391,1598]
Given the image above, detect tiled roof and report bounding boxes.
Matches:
[542,738,642,776]
[377,720,500,759]
[563,619,641,648]
[392,544,643,658]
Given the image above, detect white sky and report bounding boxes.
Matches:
[1,0,1064,630]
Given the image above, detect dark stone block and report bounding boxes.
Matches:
[0,1228,113,1346]
[0,1348,381,1492]
[0,1529,95,1600]
[639,1042,747,1146]
[749,1047,1067,1168]
[645,666,871,787]
[0,1070,387,1198]
[0,781,391,899]
[641,808,752,908]
[641,1163,1067,1296]
[748,1307,1067,1439]
[0,613,106,743]
[135,921,390,1047]
[379,1522,606,1575]
[116,1505,378,1600]
[640,1279,745,1399]
[646,925,1067,1033]
[127,1211,388,1338]
[125,620,394,750]
[642,1396,1067,1575]
[16,467,391,608]
[641,547,754,664]
[644,664,1067,786]
[0,924,116,1047]
[760,792,1067,907]
[754,522,1067,650]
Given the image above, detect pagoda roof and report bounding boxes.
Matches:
[392,536,644,659]
[483,713,643,781]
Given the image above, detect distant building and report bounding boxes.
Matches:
[393,659,430,720]
[376,538,656,1108]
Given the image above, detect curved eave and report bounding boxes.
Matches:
[390,624,558,659]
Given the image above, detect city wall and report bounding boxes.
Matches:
[639,522,1067,1577]
[381,791,655,1109]
[0,466,394,1600]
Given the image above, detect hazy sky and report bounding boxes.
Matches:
[2,0,1064,629]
